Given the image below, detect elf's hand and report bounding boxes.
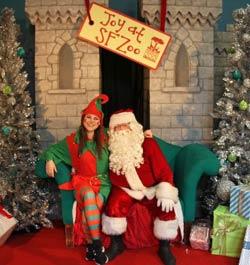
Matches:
[144,129,153,138]
[46,160,57,178]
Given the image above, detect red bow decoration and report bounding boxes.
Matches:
[0,205,12,219]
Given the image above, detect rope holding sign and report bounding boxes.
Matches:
[160,0,167,32]
[84,0,94,25]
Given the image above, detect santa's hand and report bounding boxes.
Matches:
[157,198,175,212]
[144,129,153,138]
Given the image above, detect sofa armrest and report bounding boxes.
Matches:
[174,143,220,222]
[35,158,72,185]
[35,159,74,225]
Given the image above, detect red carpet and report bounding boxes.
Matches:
[0,224,239,265]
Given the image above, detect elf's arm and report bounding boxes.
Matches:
[39,138,71,178]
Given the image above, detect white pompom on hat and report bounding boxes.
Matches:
[109,109,137,128]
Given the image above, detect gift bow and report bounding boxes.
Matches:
[212,216,242,254]
[0,205,12,219]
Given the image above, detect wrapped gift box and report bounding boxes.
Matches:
[239,225,250,265]
[230,185,250,219]
[0,206,18,246]
[189,220,211,251]
[211,205,250,257]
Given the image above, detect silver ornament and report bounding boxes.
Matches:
[216,179,235,202]
[243,33,250,42]
[232,50,243,62]
[243,78,250,88]
[7,96,16,105]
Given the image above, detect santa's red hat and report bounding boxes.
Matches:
[109,109,137,128]
[82,94,109,123]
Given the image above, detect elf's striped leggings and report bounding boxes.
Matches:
[77,187,103,242]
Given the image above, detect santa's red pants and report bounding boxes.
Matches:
[105,186,176,221]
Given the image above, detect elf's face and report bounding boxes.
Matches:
[83,114,100,132]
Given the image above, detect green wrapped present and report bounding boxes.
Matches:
[211,205,250,257]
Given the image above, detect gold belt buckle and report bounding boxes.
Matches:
[89,176,98,186]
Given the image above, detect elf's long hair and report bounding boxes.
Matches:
[78,115,107,158]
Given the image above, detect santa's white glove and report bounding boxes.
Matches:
[157,198,175,213]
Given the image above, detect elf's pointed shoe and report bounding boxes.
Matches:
[92,239,109,265]
[85,243,95,261]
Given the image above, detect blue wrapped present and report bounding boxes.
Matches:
[230,185,250,219]
[239,225,250,265]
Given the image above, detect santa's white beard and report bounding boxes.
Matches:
[108,123,144,176]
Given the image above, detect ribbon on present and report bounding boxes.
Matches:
[0,206,12,219]
[238,190,244,213]
[212,215,242,254]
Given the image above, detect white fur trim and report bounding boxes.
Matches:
[154,218,178,240]
[109,112,137,128]
[102,214,127,235]
[174,200,184,241]
[72,200,77,223]
[121,187,144,200]
[124,166,146,191]
[121,186,156,200]
[156,182,178,203]
[142,186,156,199]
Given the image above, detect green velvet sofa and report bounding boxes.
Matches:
[35,137,220,225]
[154,137,220,222]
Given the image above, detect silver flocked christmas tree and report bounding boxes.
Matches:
[201,6,250,217]
[212,6,250,204]
[0,8,52,230]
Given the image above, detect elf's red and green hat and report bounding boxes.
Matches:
[81,94,109,123]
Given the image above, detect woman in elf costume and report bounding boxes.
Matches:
[36,94,110,265]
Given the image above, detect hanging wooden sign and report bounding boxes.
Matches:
[78,3,171,70]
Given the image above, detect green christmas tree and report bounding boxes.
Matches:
[211,6,250,205]
[0,8,52,230]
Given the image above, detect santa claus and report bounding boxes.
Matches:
[102,110,183,265]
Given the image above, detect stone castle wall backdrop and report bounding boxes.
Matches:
[25,0,233,148]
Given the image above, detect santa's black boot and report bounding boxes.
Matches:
[106,235,125,261]
[85,243,95,261]
[92,239,109,265]
[158,240,176,265]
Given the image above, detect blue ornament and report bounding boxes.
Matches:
[1,126,11,136]
[232,70,242,80]
[17,47,25,57]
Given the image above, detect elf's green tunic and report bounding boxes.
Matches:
[39,130,110,202]
[35,130,111,224]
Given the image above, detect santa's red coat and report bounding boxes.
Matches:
[109,138,174,188]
